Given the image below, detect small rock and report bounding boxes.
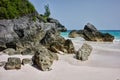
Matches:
[22,58,33,65]
[76,43,92,61]
[4,57,21,70]
[3,48,16,55]
[21,48,34,55]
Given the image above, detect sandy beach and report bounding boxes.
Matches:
[0,40,120,80]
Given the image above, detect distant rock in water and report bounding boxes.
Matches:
[69,23,114,42]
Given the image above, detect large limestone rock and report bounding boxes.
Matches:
[69,23,114,42]
[4,57,21,70]
[76,43,92,61]
[0,14,46,51]
[33,46,58,71]
[0,14,68,52]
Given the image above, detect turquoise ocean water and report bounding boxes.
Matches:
[60,30,120,42]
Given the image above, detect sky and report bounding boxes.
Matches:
[29,0,120,30]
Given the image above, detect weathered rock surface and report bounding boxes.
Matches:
[41,28,75,53]
[0,14,71,54]
[2,48,20,55]
[76,43,92,61]
[0,12,75,71]
[3,48,16,55]
[0,14,44,51]
[22,58,33,65]
[64,39,75,53]
[33,46,58,71]
[0,61,6,67]
[47,18,67,32]
[69,23,114,42]
[4,57,21,70]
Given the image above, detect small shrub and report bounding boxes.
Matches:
[32,16,37,22]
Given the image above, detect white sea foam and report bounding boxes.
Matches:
[113,39,120,42]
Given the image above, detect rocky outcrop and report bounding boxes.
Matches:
[41,28,75,54]
[32,46,58,71]
[0,13,71,54]
[69,23,114,42]
[76,43,92,61]
[0,14,44,51]
[47,18,67,32]
[4,57,21,70]
[0,12,75,71]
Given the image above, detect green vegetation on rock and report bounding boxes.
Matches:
[44,4,51,18]
[0,0,36,19]
[36,4,51,23]
[38,4,51,23]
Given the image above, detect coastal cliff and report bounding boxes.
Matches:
[0,0,70,71]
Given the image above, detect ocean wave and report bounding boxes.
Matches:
[61,30,120,42]
[113,39,120,42]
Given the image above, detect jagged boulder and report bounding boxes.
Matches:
[0,14,46,51]
[64,39,75,53]
[33,46,58,71]
[69,23,114,42]
[49,39,75,54]
[4,57,21,70]
[76,43,92,61]
[41,28,75,53]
